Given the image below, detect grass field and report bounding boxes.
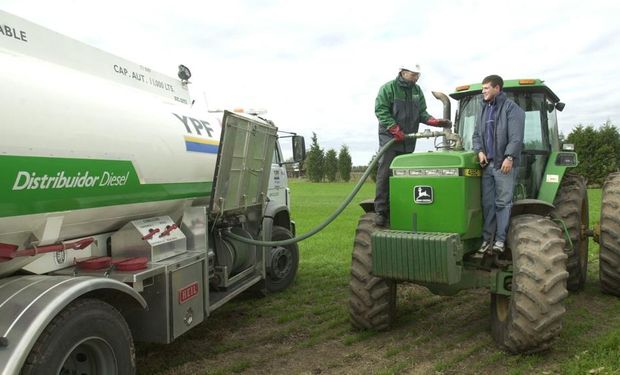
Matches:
[136,181,620,374]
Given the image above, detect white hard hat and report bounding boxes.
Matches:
[400,63,421,73]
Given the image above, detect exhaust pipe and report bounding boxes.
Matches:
[430,91,463,150]
[432,91,451,121]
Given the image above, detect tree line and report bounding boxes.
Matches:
[566,121,620,186]
[303,133,353,182]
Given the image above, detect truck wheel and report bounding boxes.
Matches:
[21,298,135,375]
[552,172,589,291]
[491,214,568,353]
[349,212,396,331]
[600,172,620,296]
[265,226,299,293]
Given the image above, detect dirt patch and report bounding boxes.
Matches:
[137,274,620,375]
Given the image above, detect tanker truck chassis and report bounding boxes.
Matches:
[0,11,305,374]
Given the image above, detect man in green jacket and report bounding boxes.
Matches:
[374,64,451,226]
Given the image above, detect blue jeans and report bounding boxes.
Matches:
[481,161,516,243]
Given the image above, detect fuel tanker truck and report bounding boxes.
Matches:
[0,11,305,374]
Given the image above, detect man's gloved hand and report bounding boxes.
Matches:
[426,117,452,127]
[388,124,405,142]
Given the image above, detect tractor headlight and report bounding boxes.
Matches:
[441,168,459,176]
[392,168,460,177]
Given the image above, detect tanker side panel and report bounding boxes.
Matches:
[0,38,221,245]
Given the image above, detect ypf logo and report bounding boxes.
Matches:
[414,186,433,204]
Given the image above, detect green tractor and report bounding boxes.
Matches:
[349,79,620,353]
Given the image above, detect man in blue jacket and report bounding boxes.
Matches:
[374,64,451,226]
[472,75,525,253]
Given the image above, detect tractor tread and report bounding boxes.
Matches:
[492,214,568,354]
[551,172,588,291]
[600,172,620,296]
[349,213,396,331]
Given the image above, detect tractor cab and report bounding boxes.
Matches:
[450,79,567,200]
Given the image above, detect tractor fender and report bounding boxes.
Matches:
[511,199,555,218]
[0,275,146,375]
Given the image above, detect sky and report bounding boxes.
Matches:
[2,0,619,165]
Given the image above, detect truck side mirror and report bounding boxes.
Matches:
[292,136,306,162]
[555,102,565,112]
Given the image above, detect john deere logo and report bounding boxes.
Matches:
[414,186,433,204]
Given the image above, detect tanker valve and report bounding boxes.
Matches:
[111,256,148,271]
[159,224,178,237]
[76,256,112,270]
[70,238,95,250]
[0,243,19,262]
[141,228,161,240]
[0,238,94,262]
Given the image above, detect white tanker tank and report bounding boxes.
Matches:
[0,10,265,276]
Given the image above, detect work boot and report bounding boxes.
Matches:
[477,240,491,254]
[375,212,388,227]
[492,241,505,254]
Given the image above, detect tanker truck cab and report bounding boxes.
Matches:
[269,140,290,207]
[0,10,305,374]
[268,130,305,218]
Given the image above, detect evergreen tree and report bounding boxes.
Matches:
[338,145,353,182]
[599,121,620,169]
[566,121,620,185]
[305,132,325,182]
[325,149,338,182]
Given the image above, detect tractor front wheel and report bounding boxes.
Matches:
[600,172,620,296]
[349,212,396,330]
[491,214,568,353]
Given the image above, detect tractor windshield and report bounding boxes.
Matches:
[457,92,552,152]
[457,91,560,199]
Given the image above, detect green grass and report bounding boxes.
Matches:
[136,181,620,375]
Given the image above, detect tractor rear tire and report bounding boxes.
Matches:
[600,172,620,296]
[491,214,568,353]
[349,212,396,331]
[552,172,589,291]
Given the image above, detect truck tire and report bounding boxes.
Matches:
[491,214,568,353]
[21,298,135,375]
[600,172,620,296]
[265,226,299,293]
[349,212,396,331]
[551,172,589,291]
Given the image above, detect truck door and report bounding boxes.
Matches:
[267,142,289,208]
